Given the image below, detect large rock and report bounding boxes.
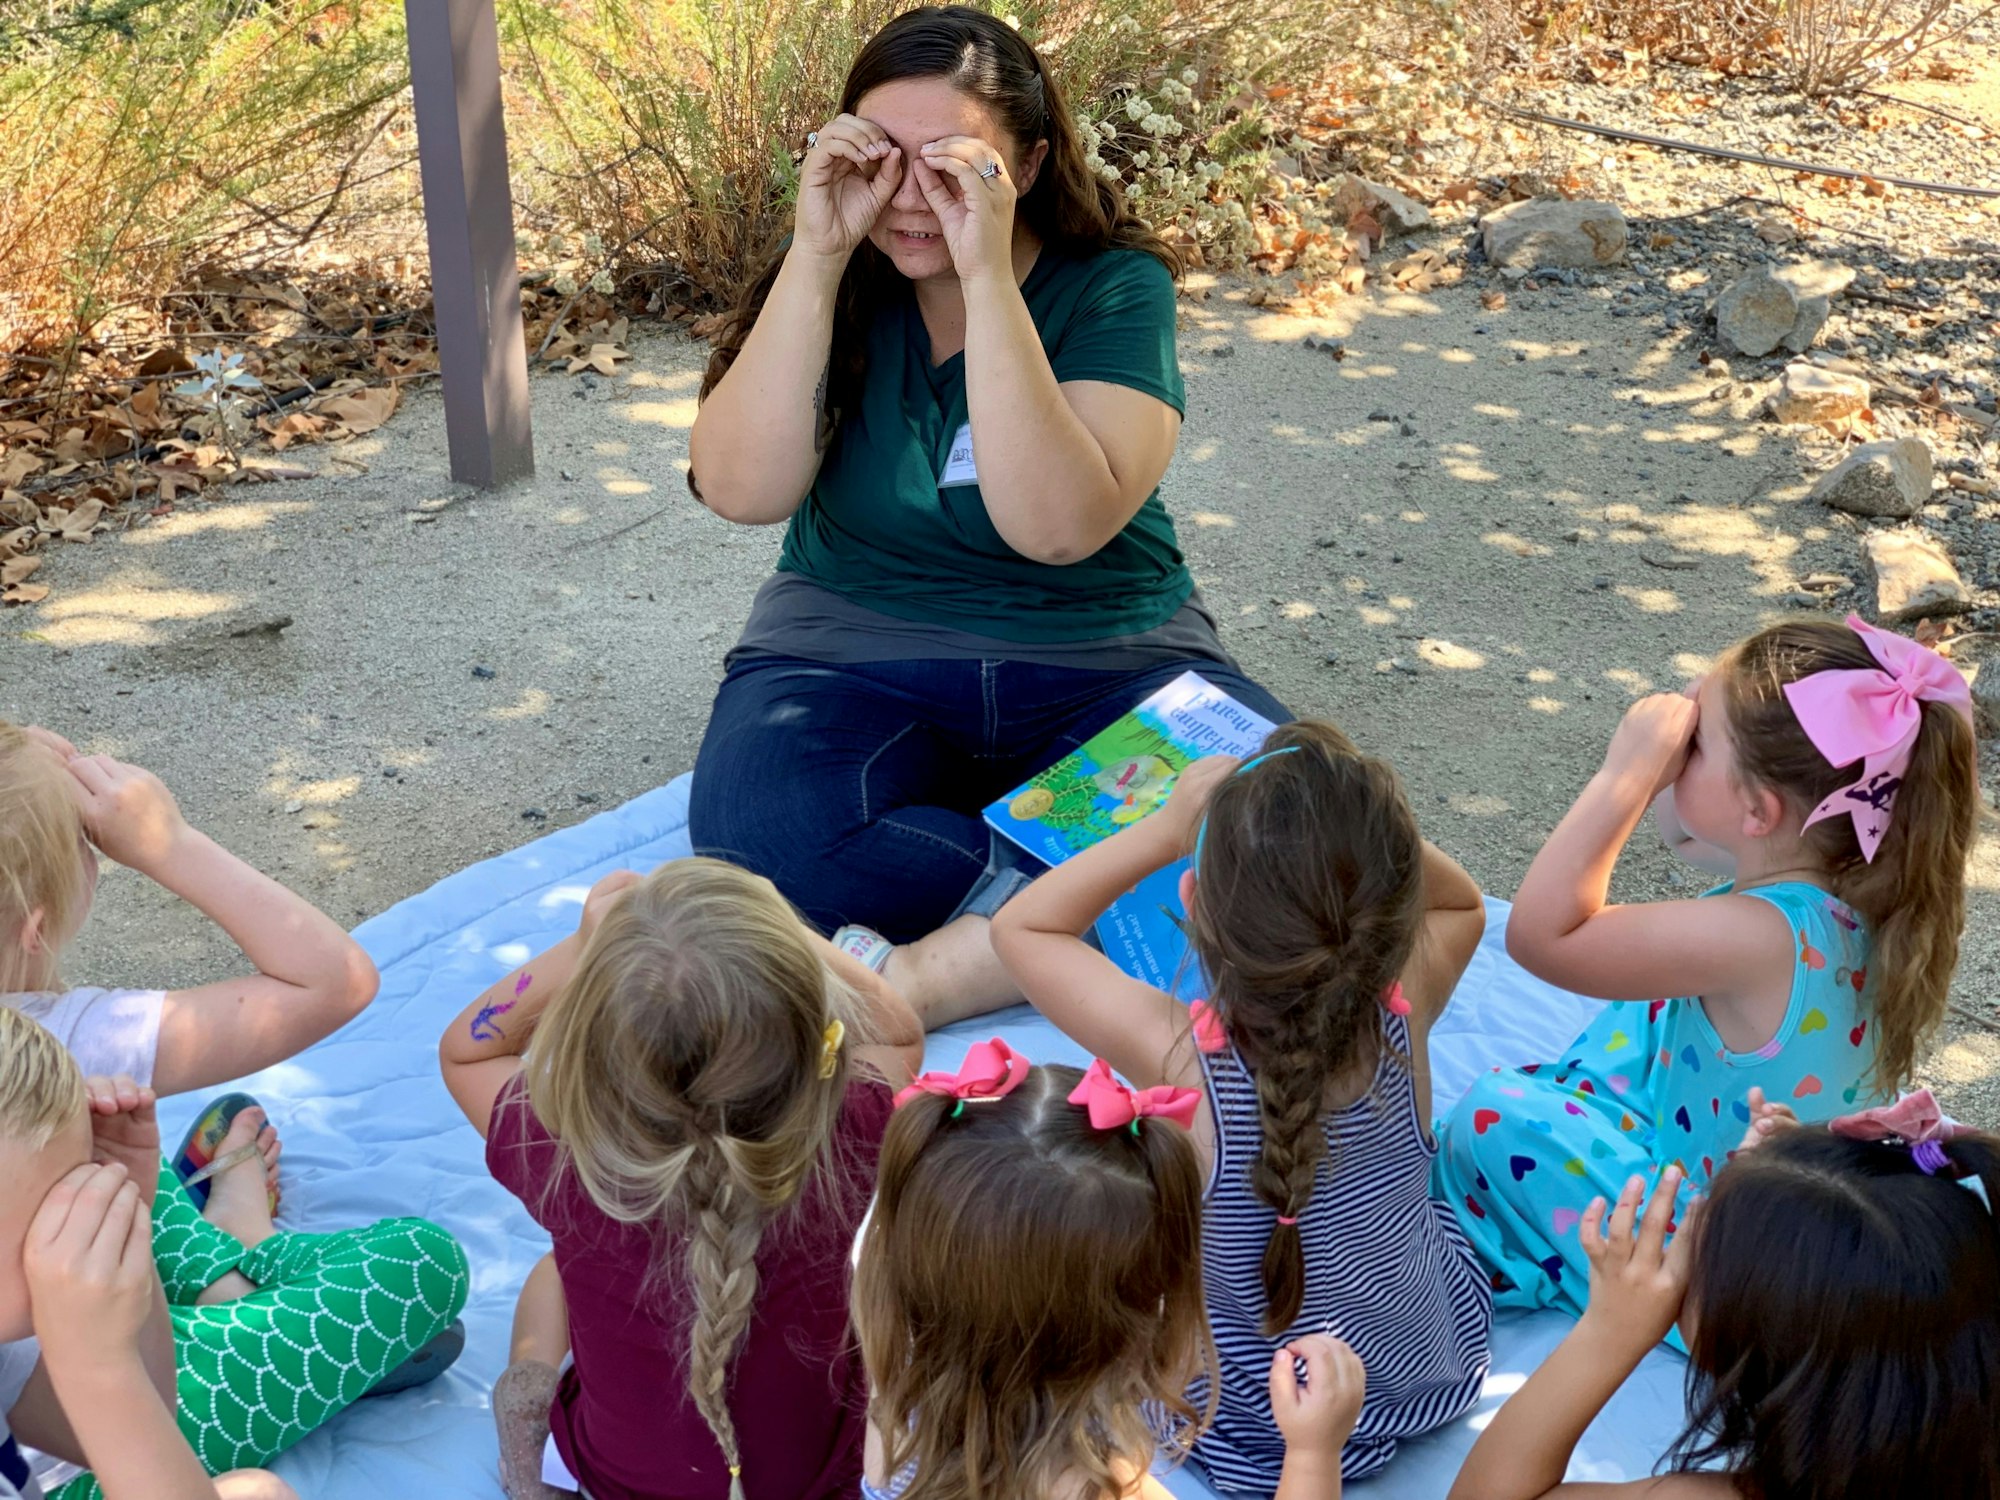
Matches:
[1810,436,1934,518]
[1713,260,1853,357]
[1767,363,1869,424]
[1329,174,1432,235]
[1861,530,1972,622]
[1479,198,1628,270]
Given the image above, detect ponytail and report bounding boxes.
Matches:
[1722,621,1983,1092]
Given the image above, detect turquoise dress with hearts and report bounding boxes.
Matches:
[1434,881,1877,1318]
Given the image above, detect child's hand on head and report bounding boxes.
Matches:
[1578,1167,1697,1353]
[1155,753,1241,845]
[1730,1084,1799,1156]
[1602,693,1699,797]
[577,869,641,942]
[23,1161,154,1373]
[84,1075,160,1208]
[1269,1333,1367,1459]
[62,753,188,874]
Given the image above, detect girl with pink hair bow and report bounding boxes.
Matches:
[1438,615,1981,1333]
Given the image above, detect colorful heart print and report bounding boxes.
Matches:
[1564,1158,1587,1177]
[1607,1073,1631,1095]
[1849,1020,1867,1047]
[1474,1108,1501,1135]
[1798,933,1827,972]
[1510,1154,1538,1182]
[1680,1044,1702,1074]
[1590,1139,1615,1159]
[1793,1075,1823,1099]
[1800,1007,1828,1035]
[1674,1104,1694,1132]
[1552,1208,1582,1235]
[1605,1030,1631,1054]
[1464,1194,1487,1220]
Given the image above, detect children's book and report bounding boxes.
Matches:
[983,671,1276,997]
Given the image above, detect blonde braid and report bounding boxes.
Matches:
[683,1143,763,1499]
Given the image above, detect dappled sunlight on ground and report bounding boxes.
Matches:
[31,580,241,646]
[121,501,312,545]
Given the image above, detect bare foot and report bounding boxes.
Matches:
[201,1107,280,1253]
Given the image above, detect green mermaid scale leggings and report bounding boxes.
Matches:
[51,1162,470,1500]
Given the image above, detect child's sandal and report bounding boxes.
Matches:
[170,1091,277,1212]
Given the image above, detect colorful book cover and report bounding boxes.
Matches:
[982,670,1278,868]
[1092,862,1208,1002]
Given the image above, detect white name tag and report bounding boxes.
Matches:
[939,423,979,488]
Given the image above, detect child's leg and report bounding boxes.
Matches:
[497,1254,571,1500]
[52,1216,470,1499]
[149,1159,261,1306]
[1435,1069,1663,1317]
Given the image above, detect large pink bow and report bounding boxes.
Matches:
[892,1038,1030,1110]
[1828,1087,1964,1145]
[1782,615,1971,862]
[1066,1058,1201,1131]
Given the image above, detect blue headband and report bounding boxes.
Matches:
[1190,746,1301,874]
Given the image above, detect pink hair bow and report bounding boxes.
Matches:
[1829,1087,1965,1176]
[1067,1058,1201,1132]
[892,1037,1030,1110]
[1782,615,1971,862]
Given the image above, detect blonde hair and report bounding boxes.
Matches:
[520,857,854,1498]
[853,1063,1217,1500]
[1720,620,1982,1092]
[0,722,88,995]
[0,1005,86,1150]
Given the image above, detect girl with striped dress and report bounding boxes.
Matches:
[995,720,1493,1488]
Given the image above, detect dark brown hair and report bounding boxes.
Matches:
[1182,719,1426,1334]
[852,1061,1215,1500]
[1674,1127,2000,1499]
[1719,619,1980,1092]
[698,4,1178,427]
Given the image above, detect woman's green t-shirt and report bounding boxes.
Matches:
[775,247,1191,644]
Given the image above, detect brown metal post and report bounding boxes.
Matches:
[404,0,534,486]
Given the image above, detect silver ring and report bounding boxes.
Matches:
[806,131,819,148]
[978,160,1000,180]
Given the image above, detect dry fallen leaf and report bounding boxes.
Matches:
[1,554,40,586]
[312,386,400,435]
[2,582,49,606]
[566,344,632,377]
[59,498,105,541]
[1481,289,1508,311]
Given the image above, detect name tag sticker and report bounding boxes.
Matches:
[939,423,979,488]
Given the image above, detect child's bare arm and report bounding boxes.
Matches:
[1401,841,1485,1025]
[438,871,636,1136]
[813,933,924,1089]
[39,739,377,1096]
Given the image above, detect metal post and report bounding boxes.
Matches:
[404,0,534,487]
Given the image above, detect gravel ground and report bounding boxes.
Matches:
[7,253,1995,1124]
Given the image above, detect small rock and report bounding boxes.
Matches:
[1773,259,1857,301]
[227,615,294,640]
[1715,268,1803,358]
[1861,530,1973,622]
[1705,359,1733,381]
[560,469,576,482]
[1563,528,1586,543]
[471,665,497,679]
[576,792,600,804]
[1400,422,1417,436]
[1479,198,1629,270]
[283,799,304,814]
[1328,173,1432,234]
[1642,547,1702,571]
[521,807,548,822]
[1672,490,1698,505]
[1369,409,1395,422]
[1592,575,1614,589]
[1211,342,1236,359]
[382,767,399,779]
[1767,364,1870,424]
[1810,436,1934,519]
[1322,652,1340,666]
[1785,591,1824,608]
[1800,572,1850,591]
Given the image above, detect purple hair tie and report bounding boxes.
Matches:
[1911,1140,1952,1176]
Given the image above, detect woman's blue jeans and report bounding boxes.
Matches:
[688,655,1291,942]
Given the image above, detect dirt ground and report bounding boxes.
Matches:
[5,270,1996,1124]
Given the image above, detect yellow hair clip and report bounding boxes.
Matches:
[818,1018,845,1079]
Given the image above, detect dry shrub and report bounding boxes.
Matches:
[0,0,409,357]
[504,0,1484,306]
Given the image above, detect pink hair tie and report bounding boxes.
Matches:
[1188,999,1228,1054]
[893,1038,1030,1114]
[1276,1215,1299,1227]
[1384,982,1412,1018]
[1067,1058,1201,1135]
[1782,615,1971,862]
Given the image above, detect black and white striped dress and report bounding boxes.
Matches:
[1190,1013,1492,1487]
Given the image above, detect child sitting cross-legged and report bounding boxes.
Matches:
[993,720,1493,1487]
[441,858,925,1500]
[0,1005,294,1500]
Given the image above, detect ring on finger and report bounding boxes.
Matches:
[978,160,1000,180]
[806,131,819,148]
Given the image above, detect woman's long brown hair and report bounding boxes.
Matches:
[696,5,1178,439]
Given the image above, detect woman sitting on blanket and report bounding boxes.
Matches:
[441,860,923,1500]
[0,723,470,1500]
[684,4,1287,1017]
